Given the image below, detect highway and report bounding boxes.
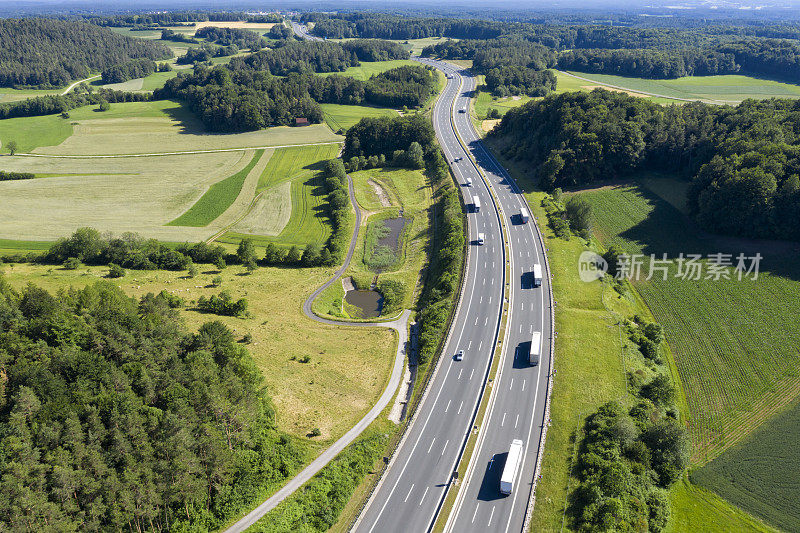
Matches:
[354,60,553,532]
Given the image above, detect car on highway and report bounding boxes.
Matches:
[477,232,485,245]
[455,350,464,361]
[454,157,462,162]
[458,109,466,113]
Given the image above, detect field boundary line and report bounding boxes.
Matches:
[15,140,342,159]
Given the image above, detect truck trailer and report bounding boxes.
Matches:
[530,331,541,366]
[520,208,530,223]
[500,439,524,495]
[472,195,481,212]
[533,263,543,287]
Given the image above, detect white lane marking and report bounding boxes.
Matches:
[522,379,526,392]
[515,414,519,428]
[469,368,474,380]
[468,340,472,349]
[484,317,488,326]
[491,278,494,285]
[528,251,531,257]
[441,439,449,456]
[483,278,486,285]
[475,317,479,325]
[404,484,414,503]
[509,378,514,390]
[445,400,451,413]
[458,401,463,414]
[480,296,483,303]
[501,412,506,427]
[472,506,479,523]
[521,302,524,311]
[478,341,483,351]
[419,486,429,506]
[489,297,492,304]
[519,324,522,333]
[488,506,496,527]
[458,368,463,379]
[427,438,436,454]
[484,261,487,268]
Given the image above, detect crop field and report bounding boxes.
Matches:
[690,399,800,531]
[321,103,397,132]
[0,86,62,103]
[318,59,417,81]
[564,71,800,104]
[218,143,341,246]
[1,99,342,156]
[0,263,396,443]
[169,149,267,226]
[0,150,256,242]
[576,180,800,463]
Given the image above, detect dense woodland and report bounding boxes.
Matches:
[0,278,305,531]
[86,11,282,27]
[195,26,266,51]
[157,62,434,132]
[101,58,160,84]
[0,19,171,88]
[490,90,800,241]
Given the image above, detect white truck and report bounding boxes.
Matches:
[533,263,543,287]
[529,331,541,366]
[472,195,481,212]
[520,207,530,223]
[500,439,524,495]
[477,232,485,245]
[465,176,473,187]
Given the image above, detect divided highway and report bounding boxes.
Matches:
[354,60,553,532]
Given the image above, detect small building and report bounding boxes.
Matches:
[295,117,310,126]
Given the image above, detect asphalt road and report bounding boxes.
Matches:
[354,60,553,532]
[289,20,323,41]
[431,60,555,533]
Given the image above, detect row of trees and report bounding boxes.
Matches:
[160,28,199,43]
[484,65,557,97]
[557,48,739,79]
[85,11,280,27]
[490,89,800,240]
[0,18,171,88]
[177,43,239,64]
[0,279,305,530]
[0,170,34,181]
[0,86,151,120]
[300,12,503,40]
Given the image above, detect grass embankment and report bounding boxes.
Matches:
[220,143,342,249]
[168,149,265,227]
[0,262,395,443]
[481,147,769,532]
[578,178,800,464]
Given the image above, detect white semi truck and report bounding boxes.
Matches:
[500,439,524,495]
[520,207,530,223]
[533,263,543,287]
[530,331,541,366]
[472,195,481,212]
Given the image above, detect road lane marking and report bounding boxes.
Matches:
[472,506,479,523]
[469,368,474,380]
[458,368,463,379]
[419,486,429,506]
[458,401,463,414]
[468,340,472,349]
[445,400,451,413]
[515,414,519,428]
[442,440,449,456]
[501,412,506,426]
[478,341,483,351]
[488,506,496,527]
[427,438,436,454]
[475,317,479,325]
[509,378,514,390]
[404,484,414,503]
[522,379,526,391]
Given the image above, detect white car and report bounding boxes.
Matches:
[455,350,464,361]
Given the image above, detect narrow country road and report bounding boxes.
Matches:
[223,175,411,532]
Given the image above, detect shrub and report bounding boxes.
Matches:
[196,290,248,317]
[641,374,674,406]
[63,257,81,270]
[107,263,125,278]
[211,275,223,287]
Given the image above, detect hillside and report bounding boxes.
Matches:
[0,18,171,88]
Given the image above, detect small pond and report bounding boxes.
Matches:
[378,216,409,252]
[345,290,383,318]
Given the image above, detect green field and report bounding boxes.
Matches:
[576,178,800,463]
[321,103,398,132]
[168,149,266,227]
[220,143,342,248]
[563,71,800,104]
[474,148,773,532]
[319,60,417,81]
[689,398,800,531]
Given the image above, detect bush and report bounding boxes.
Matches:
[378,279,407,315]
[641,374,674,406]
[107,263,125,278]
[211,275,223,287]
[62,257,81,270]
[197,290,248,317]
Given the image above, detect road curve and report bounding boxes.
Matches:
[224,175,410,532]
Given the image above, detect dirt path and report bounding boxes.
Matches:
[368,178,392,207]
[61,75,101,95]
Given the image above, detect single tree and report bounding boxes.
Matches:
[6,141,18,155]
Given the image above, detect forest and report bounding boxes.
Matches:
[157,62,434,132]
[0,278,306,531]
[0,88,151,120]
[101,58,162,84]
[490,90,800,241]
[85,11,282,27]
[195,26,267,51]
[0,18,171,88]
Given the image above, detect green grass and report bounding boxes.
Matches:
[0,239,52,255]
[320,103,397,132]
[0,114,73,153]
[577,178,800,464]
[0,86,62,103]
[168,149,265,227]
[563,71,800,104]
[689,398,800,532]
[256,143,340,193]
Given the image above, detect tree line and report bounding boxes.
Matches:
[0,87,151,120]
[101,58,171,84]
[0,171,34,181]
[85,11,282,27]
[299,12,503,40]
[160,28,199,44]
[0,278,306,531]
[0,18,171,88]
[490,89,800,241]
[177,43,240,65]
